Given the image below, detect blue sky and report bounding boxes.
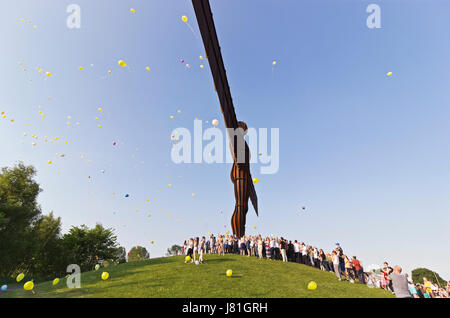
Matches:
[1,0,449,279]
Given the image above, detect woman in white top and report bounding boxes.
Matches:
[249,236,254,257]
[193,237,199,263]
[199,237,205,264]
[239,237,246,256]
[257,235,263,260]
[332,251,341,280]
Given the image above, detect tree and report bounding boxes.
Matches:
[115,246,127,264]
[166,244,182,256]
[0,163,42,277]
[128,246,150,261]
[62,223,120,272]
[30,212,66,279]
[412,268,447,287]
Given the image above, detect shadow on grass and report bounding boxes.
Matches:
[200,258,236,264]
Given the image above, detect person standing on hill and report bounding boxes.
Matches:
[351,256,364,283]
[185,238,194,263]
[293,240,300,263]
[199,237,205,264]
[257,235,264,260]
[332,251,342,281]
[389,266,412,298]
[280,238,288,262]
[382,262,394,292]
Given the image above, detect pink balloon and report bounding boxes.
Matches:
[181,59,184,63]
[113,142,117,146]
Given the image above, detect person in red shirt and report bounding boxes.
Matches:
[352,256,365,283]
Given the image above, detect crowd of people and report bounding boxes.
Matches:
[180,234,450,298]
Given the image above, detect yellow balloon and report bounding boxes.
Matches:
[146,66,150,71]
[16,273,25,282]
[23,281,34,290]
[253,178,259,183]
[307,281,317,290]
[79,66,83,70]
[226,269,233,277]
[101,272,109,280]
[118,60,127,67]
[387,72,393,76]
[108,70,112,74]
[130,8,135,13]
[48,160,52,164]
[46,72,51,77]
[272,61,277,65]
[185,256,191,262]
[52,278,60,286]
[182,16,188,23]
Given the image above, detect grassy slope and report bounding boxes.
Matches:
[4,255,393,298]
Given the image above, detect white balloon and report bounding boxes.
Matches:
[212,119,219,127]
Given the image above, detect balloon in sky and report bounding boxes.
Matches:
[1,285,7,291]
[52,278,60,286]
[301,206,306,210]
[45,72,51,77]
[182,16,188,23]
[307,281,317,290]
[387,72,393,76]
[272,61,277,65]
[101,272,109,280]
[212,119,219,127]
[253,178,259,183]
[146,66,150,71]
[16,273,24,282]
[118,60,127,67]
[125,194,130,198]
[130,8,135,13]
[226,269,233,277]
[23,281,34,290]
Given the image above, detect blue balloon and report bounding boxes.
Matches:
[125,194,130,198]
[1,285,7,291]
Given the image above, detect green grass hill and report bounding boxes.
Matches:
[3,254,393,298]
